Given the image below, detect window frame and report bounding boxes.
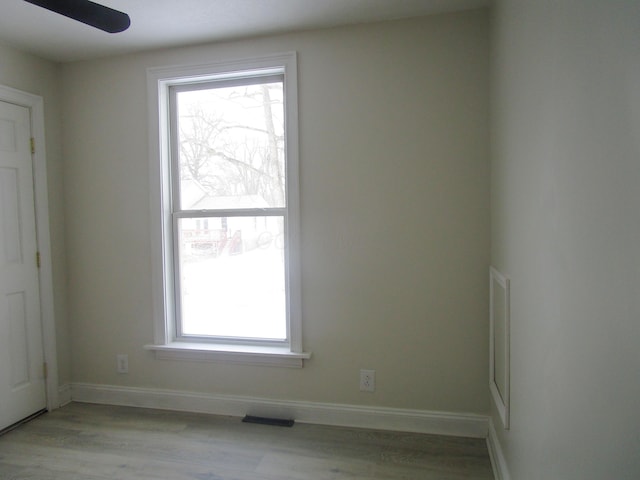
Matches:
[169,74,287,344]
[145,53,309,367]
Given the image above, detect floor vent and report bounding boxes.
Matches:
[242,415,295,427]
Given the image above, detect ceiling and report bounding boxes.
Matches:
[0,0,488,63]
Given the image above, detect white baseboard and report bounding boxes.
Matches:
[57,384,72,407]
[69,383,488,438]
[487,417,511,480]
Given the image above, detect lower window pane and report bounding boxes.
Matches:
[177,216,286,340]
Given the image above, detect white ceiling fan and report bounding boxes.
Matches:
[24,0,130,33]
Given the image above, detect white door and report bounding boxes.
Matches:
[0,100,46,430]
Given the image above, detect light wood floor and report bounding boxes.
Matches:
[0,402,494,479]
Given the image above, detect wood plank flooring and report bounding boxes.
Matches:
[0,402,494,479]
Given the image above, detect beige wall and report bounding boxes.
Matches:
[491,0,640,478]
[0,42,70,388]
[61,10,490,413]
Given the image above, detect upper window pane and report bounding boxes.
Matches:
[175,78,286,210]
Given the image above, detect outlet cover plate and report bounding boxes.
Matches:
[116,354,129,374]
[360,369,375,392]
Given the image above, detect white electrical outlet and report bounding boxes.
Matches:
[116,354,128,374]
[360,369,375,392]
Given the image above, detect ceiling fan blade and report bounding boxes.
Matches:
[24,0,130,33]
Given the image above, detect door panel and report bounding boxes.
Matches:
[0,101,46,431]
[8,292,29,387]
[0,167,22,263]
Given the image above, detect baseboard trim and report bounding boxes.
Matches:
[487,417,511,480]
[57,384,72,407]
[69,383,488,438]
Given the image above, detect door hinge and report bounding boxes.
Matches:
[43,362,48,379]
[36,251,41,268]
[30,137,35,154]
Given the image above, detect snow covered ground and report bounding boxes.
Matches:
[180,241,286,340]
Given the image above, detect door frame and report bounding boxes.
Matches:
[0,84,59,411]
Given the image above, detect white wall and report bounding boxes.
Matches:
[490,0,640,478]
[0,42,70,389]
[61,10,490,414]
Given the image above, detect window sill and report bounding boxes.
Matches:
[144,342,311,368]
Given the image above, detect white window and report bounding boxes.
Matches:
[146,53,309,367]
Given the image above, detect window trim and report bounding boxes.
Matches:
[145,52,309,367]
